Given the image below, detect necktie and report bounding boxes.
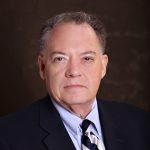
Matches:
[81,119,101,150]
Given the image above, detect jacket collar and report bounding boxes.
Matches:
[39,96,126,150]
[39,96,76,150]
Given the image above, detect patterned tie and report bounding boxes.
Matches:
[81,119,101,150]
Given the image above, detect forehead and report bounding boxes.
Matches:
[45,23,101,52]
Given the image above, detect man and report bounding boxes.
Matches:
[0,11,149,150]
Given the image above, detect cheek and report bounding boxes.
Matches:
[86,63,102,78]
[45,66,65,90]
[89,73,101,87]
[86,65,102,88]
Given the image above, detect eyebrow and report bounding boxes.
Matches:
[49,50,97,56]
[50,51,67,56]
[80,51,97,55]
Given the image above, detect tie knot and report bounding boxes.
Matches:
[81,119,101,150]
[81,119,92,133]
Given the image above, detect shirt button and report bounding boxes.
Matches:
[78,127,82,133]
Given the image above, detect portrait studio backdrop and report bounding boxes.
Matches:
[0,0,149,116]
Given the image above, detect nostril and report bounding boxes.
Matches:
[65,70,81,78]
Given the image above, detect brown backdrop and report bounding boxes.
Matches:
[0,0,149,116]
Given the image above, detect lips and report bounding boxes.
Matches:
[64,84,86,88]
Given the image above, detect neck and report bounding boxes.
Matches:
[61,101,95,119]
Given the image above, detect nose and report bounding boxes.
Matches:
[65,58,81,78]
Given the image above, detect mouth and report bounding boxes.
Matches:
[64,84,86,89]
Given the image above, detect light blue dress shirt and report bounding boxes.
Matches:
[52,98,105,150]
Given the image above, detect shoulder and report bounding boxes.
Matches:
[97,99,149,116]
[97,100,150,149]
[97,99,150,125]
[0,96,52,149]
[0,96,48,132]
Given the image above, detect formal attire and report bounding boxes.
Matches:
[0,95,149,150]
[52,98,105,150]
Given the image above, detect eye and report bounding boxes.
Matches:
[83,56,94,62]
[51,55,68,64]
[53,57,63,62]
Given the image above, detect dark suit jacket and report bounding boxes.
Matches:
[0,95,149,150]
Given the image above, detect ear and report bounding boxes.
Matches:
[101,54,108,78]
[38,55,46,80]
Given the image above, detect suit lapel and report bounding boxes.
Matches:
[39,96,76,150]
[39,96,126,150]
[98,100,126,150]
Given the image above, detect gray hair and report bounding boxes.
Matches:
[39,11,107,53]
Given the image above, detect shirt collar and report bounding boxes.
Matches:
[85,100,102,137]
[51,98,101,137]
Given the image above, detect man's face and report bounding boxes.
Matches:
[38,23,108,109]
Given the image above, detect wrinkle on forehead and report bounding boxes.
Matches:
[45,23,102,55]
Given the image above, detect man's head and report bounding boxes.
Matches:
[38,11,108,116]
[39,11,107,53]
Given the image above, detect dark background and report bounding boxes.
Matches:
[0,0,149,116]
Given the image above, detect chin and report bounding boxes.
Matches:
[63,96,93,105]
